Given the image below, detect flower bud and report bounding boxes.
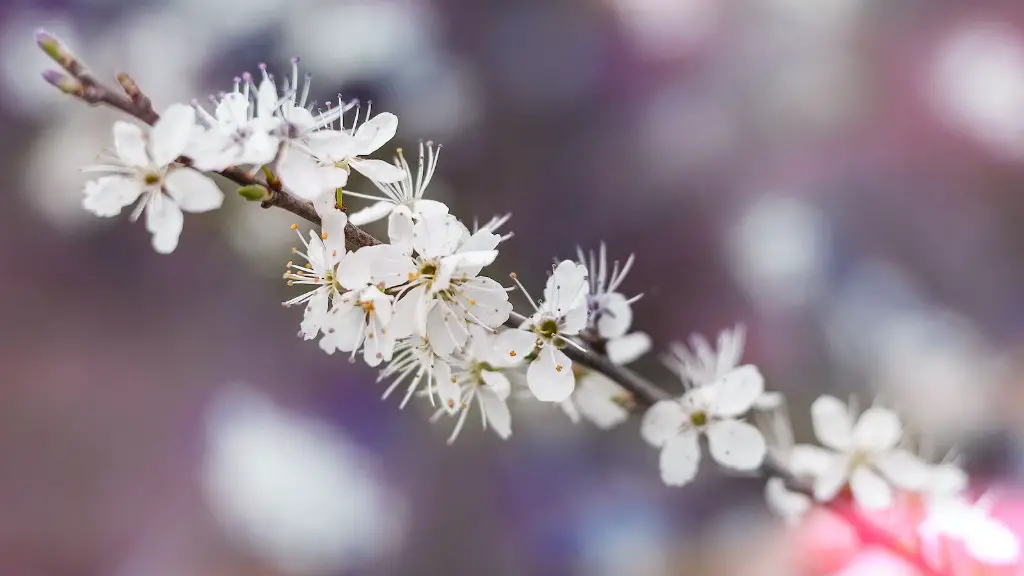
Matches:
[41,69,82,95]
[36,29,78,72]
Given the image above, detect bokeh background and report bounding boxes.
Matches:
[4,0,1024,574]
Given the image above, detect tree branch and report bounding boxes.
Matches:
[37,32,955,575]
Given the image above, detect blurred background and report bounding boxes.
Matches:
[4,0,1024,574]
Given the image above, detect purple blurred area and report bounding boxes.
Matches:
[4,0,1024,574]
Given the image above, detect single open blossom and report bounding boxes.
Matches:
[640,365,767,486]
[319,283,395,367]
[344,141,449,226]
[379,336,452,408]
[365,212,508,360]
[576,244,651,365]
[431,325,514,443]
[795,396,930,510]
[664,323,747,387]
[494,260,590,403]
[560,367,632,430]
[82,104,223,253]
[190,72,282,171]
[282,208,349,339]
[277,111,405,202]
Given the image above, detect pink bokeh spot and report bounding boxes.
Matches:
[788,491,1024,576]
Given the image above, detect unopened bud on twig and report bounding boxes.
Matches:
[237,184,270,202]
[36,29,81,74]
[41,69,82,95]
[116,72,141,99]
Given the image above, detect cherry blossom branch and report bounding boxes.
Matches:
[36,31,964,576]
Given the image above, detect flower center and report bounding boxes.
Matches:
[420,262,438,277]
[537,319,560,338]
[143,171,162,186]
[690,410,708,427]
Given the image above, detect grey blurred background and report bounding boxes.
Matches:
[5,0,1024,574]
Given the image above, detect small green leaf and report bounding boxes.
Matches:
[237,184,268,201]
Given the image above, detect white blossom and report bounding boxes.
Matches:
[560,368,631,430]
[378,336,452,408]
[344,140,449,226]
[190,71,281,171]
[577,244,651,365]
[664,323,746,387]
[430,325,514,443]
[82,103,223,253]
[277,109,405,202]
[282,208,349,339]
[794,396,931,510]
[494,260,590,403]
[640,366,767,486]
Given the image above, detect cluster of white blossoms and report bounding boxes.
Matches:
[53,38,1021,570]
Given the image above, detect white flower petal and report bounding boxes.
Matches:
[789,444,835,478]
[349,200,395,226]
[709,365,764,418]
[542,260,589,318]
[83,176,143,217]
[765,477,811,524]
[257,78,278,120]
[434,361,460,414]
[811,395,854,451]
[150,104,195,166]
[480,370,511,401]
[308,130,358,161]
[849,467,893,510]
[412,199,449,217]
[145,195,184,254]
[640,400,687,448]
[573,374,629,430]
[163,169,224,213]
[387,206,416,254]
[706,419,767,471]
[813,453,852,502]
[659,430,701,487]
[299,289,329,339]
[319,209,348,264]
[605,332,652,365]
[278,147,341,201]
[596,293,632,339]
[479,389,512,439]
[353,244,415,288]
[113,121,150,168]
[455,276,512,329]
[319,303,366,354]
[350,158,406,184]
[242,130,280,166]
[526,346,575,402]
[412,213,463,259]
[560,302,589,336]
[492,329,538,365]
[425,302,469,358]
[389,285,425,340]
[853,407,902,452]
[874,449,931,492]
[353,112,399,154]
